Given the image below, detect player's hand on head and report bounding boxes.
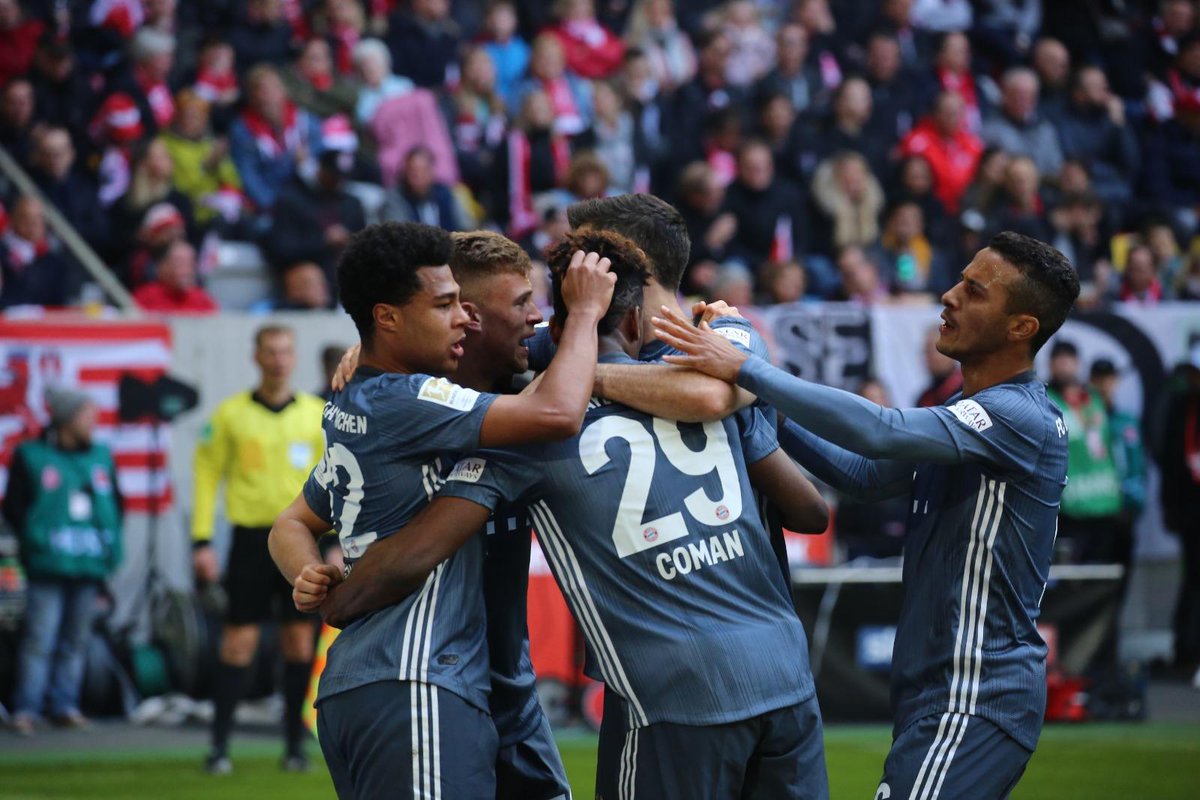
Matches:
[332,344,361,392]
[691,300,742,325]
[561,249,616,319]
[653,305,749,383]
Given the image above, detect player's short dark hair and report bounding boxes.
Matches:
[566,194,690,292]
[337,222,453,344]
[989,231,1080,355]
[548,230,649,336]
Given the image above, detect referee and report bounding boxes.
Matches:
[192,325,326,774]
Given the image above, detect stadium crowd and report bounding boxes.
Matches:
[1,0,1200,312]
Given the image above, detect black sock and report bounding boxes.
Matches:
[211,662,253,756]
[282,661,312,756]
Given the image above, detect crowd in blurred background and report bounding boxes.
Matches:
[2,0,1200,313]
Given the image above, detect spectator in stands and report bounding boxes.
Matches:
[0,0,41,87]
[910,0,972,32]
[479,1,530,108]
[816,76,888,182]
[28,127,110,256]
[869,200,950,296]
[380,145,463,232]
[617,47,671,178]
[958,145,1010,217]
[577,80,640,193]
[810,150,885,257]
[915,324,962,407]
[874,0,933,71]
[4,386,121,736]
[0,196,73,308]
[865,29,923,143]
[1056,65,1140,210]
[281,38,358,121]
[0,76,35,167]
[756,23,824,119]
[161,90,245,231]
[624,0,696,92]
[112,138,196,261]
[123,202,187,289]
[971,0,1042,72]
[1049,192,1111,299]
[1119,243,1164,304]
[191,39,240,127]
[669,29,746,167]
[982,66,1064,178]
[253,260,332,312]
[563,151,611,202]
[1157,343,1200,684]
[929,31,982,132]
[833,243,889,304]
[111,27,177,138]
[899,91,983,213]
[89,92,146,208]
[230,0,294,72]
[892,153,953,247]
[724,139,808,270]
[267,149,366,287]
[676,160,734,281]
[990,154,1051,240]
[1047,339,1125,565]
[498,88,571,236]
[1142,87,1200,237]
[351,38,414,126]
[710,263,754,307]
[720,0,774,88]
[1144,218,1189,299]
[1146,0,1198,81]
[546,0,625,80]
[229,65,322,212]
[28,34,90,146]
[755,89,807,186]
[756,258,807,305]
[1030,37,1071,120]
[386,0,461,88]
[446,46,508,196]
[1090,357,1146,548]
[310,0,367,78]
[132,239,218,313]
[514,33,593,138]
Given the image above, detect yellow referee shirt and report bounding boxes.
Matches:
[191,391,326,541]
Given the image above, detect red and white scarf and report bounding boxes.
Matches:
[137,67,175,127]
[242,103,304,159]
[545,78,584,136]
[507,129,569,237]
[2,231,50,271]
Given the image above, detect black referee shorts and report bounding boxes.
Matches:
[223,526,312,625]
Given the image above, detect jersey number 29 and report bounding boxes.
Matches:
[579,417,743,559]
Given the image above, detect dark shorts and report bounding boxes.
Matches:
[595,692,828,800]
[496,710,571,800]
[318,680,499,800]
[876,713,1032,800]
[223,526,310,625]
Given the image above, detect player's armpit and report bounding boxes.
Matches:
[746,449,829,534]
[594,362,757,423]
[320,497,493,629]
[268,493,331,587]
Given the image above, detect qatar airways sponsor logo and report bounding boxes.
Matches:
[654,529,746,581]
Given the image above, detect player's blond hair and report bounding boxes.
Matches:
[449,231,532,300]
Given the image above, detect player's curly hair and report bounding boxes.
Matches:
[336,222,452,344]
[547,230,649,336]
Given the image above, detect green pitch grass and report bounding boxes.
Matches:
[1,723,1196,799]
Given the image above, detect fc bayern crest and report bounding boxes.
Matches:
[41,465,60,490]
[92,465,112,494]
[715,505,730,521]
[642,526,658,542]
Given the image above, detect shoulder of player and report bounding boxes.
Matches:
[951,380,1060,436]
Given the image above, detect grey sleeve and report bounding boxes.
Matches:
[778,417,914,501]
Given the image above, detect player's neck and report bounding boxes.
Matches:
[641,282,684,343]
[452,352,506,393]
[960,349,1034,398]
[256,380,293,406]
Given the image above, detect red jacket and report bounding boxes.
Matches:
[547,20,624,80]
[133,283,219,314]
[899,118,983,213]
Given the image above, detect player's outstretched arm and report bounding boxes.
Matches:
[594,362,756,422]
[319,497,492,628]
[778,417,915,502]
[746,448,830,533]
[479,250,616,446]
[269,494,341,612]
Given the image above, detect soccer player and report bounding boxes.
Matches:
[266,221,615,799]
[191,325,326,774]
[308,230,831,799]
[652,232,1081,799]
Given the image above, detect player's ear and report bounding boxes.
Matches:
[548,314,563,345]
[373,302,402,337]
[621,305,642,348]
[461,300,483,332]
[1008,313,1038,347]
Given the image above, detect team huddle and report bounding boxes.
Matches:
[267,193,1080,800]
